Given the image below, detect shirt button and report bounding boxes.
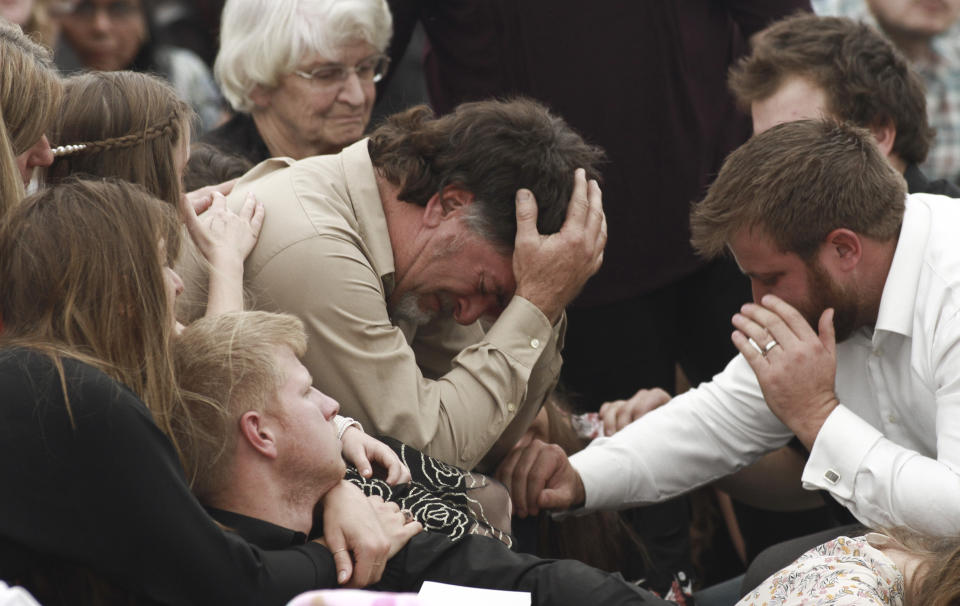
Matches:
[824,469,841,484]
[873,348,884,357]
[507,402,516,413]
[530,338,541,349]
[887,414,898,424]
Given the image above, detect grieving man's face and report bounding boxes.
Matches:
[751,75,832,136]
[390,217,516,327]
[270,346,346,491]
[728,228,861,342]
[867,0,960,39]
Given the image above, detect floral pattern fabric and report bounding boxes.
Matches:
[345,437,512,547]
[737,536,905,606]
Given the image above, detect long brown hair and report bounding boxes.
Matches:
[0,178,185,451]
[45,71,192,207]
[0,20,61,214]
[881,529,960,606]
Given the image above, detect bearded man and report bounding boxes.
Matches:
[498,119,960,554]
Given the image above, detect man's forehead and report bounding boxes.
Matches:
[728,226,781,265]
[751,75,832,134]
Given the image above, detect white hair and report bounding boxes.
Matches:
[214,0,393,112]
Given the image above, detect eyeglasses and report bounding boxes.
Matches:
[69,1,140,20]
[293,55,391,87]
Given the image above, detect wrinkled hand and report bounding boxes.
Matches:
[340,427,411,485]
[183,178,238,215]
[179,190,264,267]
[513,168,606,324]
[599,387,671,436]
[731,294,839,450]
[321,482,395,587]
[495,438,585,518]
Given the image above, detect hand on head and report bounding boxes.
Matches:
[512,168,606,324]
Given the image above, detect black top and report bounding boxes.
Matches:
[0,348,334,605]
[385,0,812,306]
[207,507,671,605]
[904,162,960,198]
[202,112,272,166]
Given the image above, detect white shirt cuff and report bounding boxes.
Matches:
[802,404,883,500]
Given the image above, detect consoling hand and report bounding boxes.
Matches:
[182,178,239,215]
[320,481,392,587]
[512,168,606,324]
[495,438,586,518]
[368,496,423,562]
[180,191,264,267]
[177,190,264,316]
[340,427,412,485]
[731,294,839,450]
[599,387,671,436]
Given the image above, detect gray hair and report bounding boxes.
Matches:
[214,0,392,112]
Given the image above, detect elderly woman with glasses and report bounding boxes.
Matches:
[203,0,392,164]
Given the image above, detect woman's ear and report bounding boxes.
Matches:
[249,85,273,110]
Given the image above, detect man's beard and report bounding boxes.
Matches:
[800,260,860,342]
[390,292,455,327]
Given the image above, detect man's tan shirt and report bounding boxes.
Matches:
[178,139,564,471]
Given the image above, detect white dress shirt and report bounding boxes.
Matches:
[570,194,960,534]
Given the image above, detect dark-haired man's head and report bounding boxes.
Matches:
[367,98,605,326]
[729,13,934,174]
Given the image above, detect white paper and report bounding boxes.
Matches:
[417,581,531,606]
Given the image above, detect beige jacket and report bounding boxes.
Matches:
[177,139,564,471]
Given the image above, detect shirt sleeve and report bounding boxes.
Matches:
[803,360,960,534]
[0,354,336,605]
[570,354,794,511]
[253,235,561,471]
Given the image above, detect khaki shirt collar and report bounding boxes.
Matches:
[341,139,397,295]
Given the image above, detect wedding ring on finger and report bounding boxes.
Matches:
[400,509,414,524]
[763,339,779,354]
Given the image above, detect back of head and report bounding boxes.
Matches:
[0,176,181,411]
[729,13,933,165]
[368,98,606,251]
[182,142,253,192]
[215,0,393,113]
[0,20,61,213]
[45,70,192,207]
[690,119,906,259]
[173,311,306,499]
[878,528,960,606]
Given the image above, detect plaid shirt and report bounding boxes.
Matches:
[814,0,960,185]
